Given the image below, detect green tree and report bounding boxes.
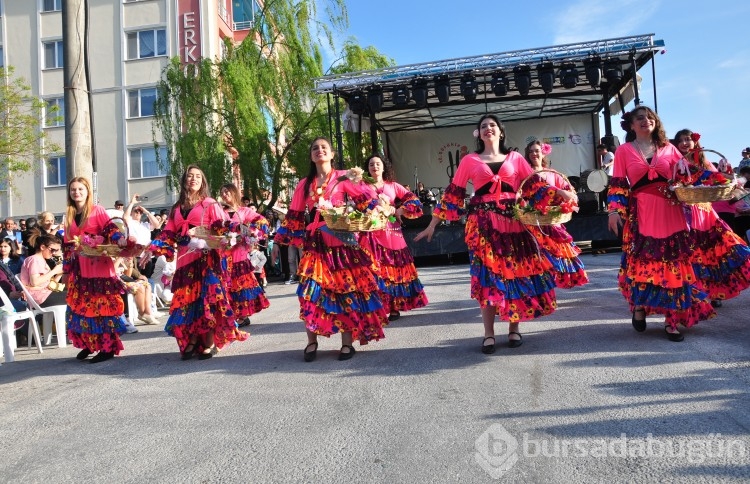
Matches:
[153,0,348,210]
[0,67,60,192]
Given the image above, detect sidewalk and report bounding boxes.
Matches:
[1,253,749,482]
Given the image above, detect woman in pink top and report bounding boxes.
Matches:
[64,177,130,363]
[671,128,750,308]
[20,231,66,307]
[143,165,247,360]
[358,154,428,321]
[524,140,588,289]
[218,183,270,327]
[415,114,576,354]
[607,107,714,341]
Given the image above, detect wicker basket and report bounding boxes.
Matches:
[673,149,734,204]
[321,206,389,232]
[515,169,575,226]
[79,217,143,257]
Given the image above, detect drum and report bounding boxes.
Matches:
[581,169,609,193]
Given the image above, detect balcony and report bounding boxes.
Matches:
[233,20,253,31]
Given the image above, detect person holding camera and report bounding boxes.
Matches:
[20,231,67,308]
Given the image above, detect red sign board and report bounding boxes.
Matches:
[178,0,202,64]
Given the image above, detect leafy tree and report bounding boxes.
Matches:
[0,67,61,192]
[153,0,348,210]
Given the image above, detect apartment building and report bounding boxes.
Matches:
[0,0,260,218]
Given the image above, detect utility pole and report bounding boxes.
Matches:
[62,0,94,186]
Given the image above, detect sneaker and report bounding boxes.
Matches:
[125,325,139,334]
[285,279,294,285]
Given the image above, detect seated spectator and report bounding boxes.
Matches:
[19,232,67,308]
[37,211,60,237]
[149,254,175,304]
[115,256,159,325]
[21,217,38,255]
[0,218,19,242]
[0,237,24,275]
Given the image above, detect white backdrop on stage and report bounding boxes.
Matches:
[387,114,598,192]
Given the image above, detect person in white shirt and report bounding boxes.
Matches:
[597,143,615,176]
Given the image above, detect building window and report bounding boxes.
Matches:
[45,97,65,127]
[127,87,157,118]
[46,157,66,187]
[42,0,62,12]
[129,147,167,179]
[43,40,64,69]
[126,29,167,59]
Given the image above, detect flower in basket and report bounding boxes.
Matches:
[336,167,377,185]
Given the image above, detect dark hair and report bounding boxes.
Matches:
[474,114,511,155]
[27,228,62,252]
[671,128,707,166]
[173,165,210,215]
[364,153,395,182]
[220,183,242,208]
[620,106,668,147]
[25,217,37,230]
[303,137,335,199]
[524,140,551,169]
[0,237,20,261]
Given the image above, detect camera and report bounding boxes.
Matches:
[135,195,148,201]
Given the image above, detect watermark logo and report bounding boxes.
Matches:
[474,423,519,479]
[475,425,747,479]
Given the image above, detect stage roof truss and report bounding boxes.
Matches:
[317,34,664,133]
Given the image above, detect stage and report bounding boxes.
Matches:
[403,211,619,258]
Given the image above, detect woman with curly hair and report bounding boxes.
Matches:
[359,154,428,321]
[607,106,714,342]
[274,137,388,362]
[415,114,576,353]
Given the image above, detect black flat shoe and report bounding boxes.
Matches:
[338,344,356,361]
[711,299,722,308]
[76,349,92,360]
[238,317,252,328]
[303,342,318,362]
[508,331,523,348]
[388,311,401,321]
[665,327,684,342]
[181,343,198,361]
[481,336,496,354]
[198,345,218,360]
[90,351,114,363]
[632,309,647,332]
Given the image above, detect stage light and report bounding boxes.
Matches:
[392,85,410,107]
[559,63,579,89]
[491,72,509,96]
[513,65,531,96]
[434,75,451,103]
[537,62,555,94]
[603,59,623,85]
[367,86,383,113]
[460,73,477,101]
[348,90,366,115]
[411,79,428,108]
[584,56,602,88]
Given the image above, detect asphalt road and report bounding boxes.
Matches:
[2,252,749,483]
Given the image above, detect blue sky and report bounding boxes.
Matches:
[334,0,750,164]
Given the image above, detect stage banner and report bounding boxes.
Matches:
[387,114,597,192]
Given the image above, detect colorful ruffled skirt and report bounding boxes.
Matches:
[228,252,270,319]
[618,188,714,328]
[465,203,557,322]
[688,203,750,300]
[359,228,428,313]
[166,251,247,352]
[296,228,389,344]
[66,264,128,355]
[527,224,588,289]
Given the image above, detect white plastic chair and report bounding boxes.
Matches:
[0,286,43,362]
[15,276,67,348]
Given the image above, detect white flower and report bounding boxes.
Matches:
[346,167,364,183]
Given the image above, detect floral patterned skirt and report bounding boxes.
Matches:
[526,224,588,289]
[228,257,270,319]
[465,208,557,323]
[66,274,127,354]
[688,203,750,300]
[618,194,714,328]
[165,252,247,352]
[296,228,389,344]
